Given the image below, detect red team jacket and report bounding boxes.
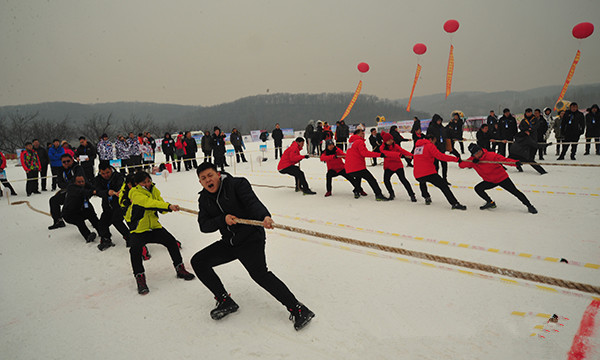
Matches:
[320,147,346,173]
[379,143,412,171]
[277,141,305,171]
[458,149,517,184]
[412,139,458,179]
[345,135,380,174]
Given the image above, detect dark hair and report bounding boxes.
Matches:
[125,173,136,185]
[32,138,39,142]
[425,134,437,141]
[571,102,578,107]
[353,129,363,135]
[503,108,510,113]
[196,161,218,175]
[79,136,86,141]
[534,108,541,113]
[390,125,398,132]
[53,138,60,143]
[24,141,32,146]
[295,137,305,143]
[133,171,151,185]
[480,124,489,129]
[60,154,73,160]
[98,162,112,171]
[370,128,377,132]
[525,108,532,112]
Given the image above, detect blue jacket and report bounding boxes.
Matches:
[48,145,65,167]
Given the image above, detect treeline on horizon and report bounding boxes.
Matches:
[0,92,428,153]
[1,83,599,153]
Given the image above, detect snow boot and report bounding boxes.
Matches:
[97,237,115,251]
[425,197,432,205]
[48,219,66,230]
[480,201,496,210]
[210,293,239,320]
[135,273,149,295]
[86,232,97,243]
[527,205,538,214]
[451,203,467,210]
[175,263,195,280]
[288,303,315,331]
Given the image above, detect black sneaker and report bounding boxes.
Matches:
[388,193,395,201]
[288,303,315,331]
[425,197,432,205]
[527,205,538,214]
[479,201,496,210]
[570,155,576,160]
[86,232,97,243]
[302,189,317,195]
[451,203,467,210]
[210,294,239,320]
[353,192,360,199]
[97,238,115,251]
[375,195,389,201]
[175,263,195,280]
[410,195,417,202]
[48,219,66,230]
[556,156,564,160]
[135,273,149,295]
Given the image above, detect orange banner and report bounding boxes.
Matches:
[555,50,581,110]
[446,45,454,99]
[406,64,422,112]
[340,80,362,121]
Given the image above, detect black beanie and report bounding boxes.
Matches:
[468,143,482,156]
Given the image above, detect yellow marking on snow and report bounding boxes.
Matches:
[391,233,400,237]
[534,325,544,330]
[438,240,449,245]
[544,257,559,262]
[591,194,599,197]
[585,263,600,269]
[356,227,364,230]
[396,257,410,262]
[519,253,532,258]
[511,311,526,317]
[488,248,500,253]
[532,190,540,193]
[458,270,473,275]
[536,285,558,292]
[414,237,424,240]
[366,251,379,257]
[458,243,469,248]
[536,313,551,318]
[547,191,555,194]
[530,333,537,337]
[376,231,385,234]
[568,192,576,195]
[500,278,518,284]
[421,262,436,268]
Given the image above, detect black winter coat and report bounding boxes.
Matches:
[57,164,85,190]
[212,133,226,155]
[585,107,600,136]
[162,137,175,155]
[336,123,350,140]
[197,174,271,246]
[230,132,243,147]
[62,182,96,216]
[94,168,124,210]
[201,135,213,153]
[561,110,585,138]
[476,129,492,151]
[184,137,197,155]
[426,115,447,153]
[76,143,97,163]
[34,145,49,165]
[499,115,518,140]
[271,128,283,144]
[510,131,543,161]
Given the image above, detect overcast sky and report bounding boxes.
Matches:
[1,0,598,107]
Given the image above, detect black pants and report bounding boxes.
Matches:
[0,178,16,194]
[214,154,225,171]
[555,139,562,155]
[26,170,39,195]
[336,141,347,151]
[474,178,531,206]
[433,159,448,180]
[203,151,212,163]
[509,154,546,174]
[50,190,67,222]
[383,168,415,198]
[416,173,458,205]
[326,169,358,193]
[559,136,581,158]
[164,153,175,165]
[184,153,197,170]
[279,166,309,191]
[39,164,48,190]
[585,136,600,154]
[347,169,383,197]
[496,142,513,157]
[234,146,247,162]
[274,142,283,159]
[50,166,62,190]
[63,207,100,240]
[129,228,183,275]
[191,238,298,309]
[99,206,130,241]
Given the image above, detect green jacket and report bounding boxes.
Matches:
[125,183,171,233]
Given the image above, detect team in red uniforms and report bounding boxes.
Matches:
[379,132,416,202]
[320,140,363,197]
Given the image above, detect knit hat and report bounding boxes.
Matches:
[468,143,482,156]
[381,131,393,143]
[325,139,334,147]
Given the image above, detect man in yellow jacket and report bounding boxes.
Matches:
[125,171,195,295]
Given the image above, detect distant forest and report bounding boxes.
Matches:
[1,82,599,153]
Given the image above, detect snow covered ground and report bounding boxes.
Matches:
[1,136,599,360]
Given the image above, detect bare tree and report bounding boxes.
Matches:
[78,113,113,143]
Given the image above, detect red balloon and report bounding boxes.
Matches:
[413,43,427,55]
[357,62,370,73]
[572,22,594,39]
[444,19,460,33]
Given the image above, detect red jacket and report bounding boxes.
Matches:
[277,141,305,171]
[0,151,6,170]
[413,139,458,179]
[175,135,187,155]
[380,143,412,171]
[320,147,345,173]
[458,149,517,183]
[345,134,381,174]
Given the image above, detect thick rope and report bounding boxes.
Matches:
[176,207,600,296]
